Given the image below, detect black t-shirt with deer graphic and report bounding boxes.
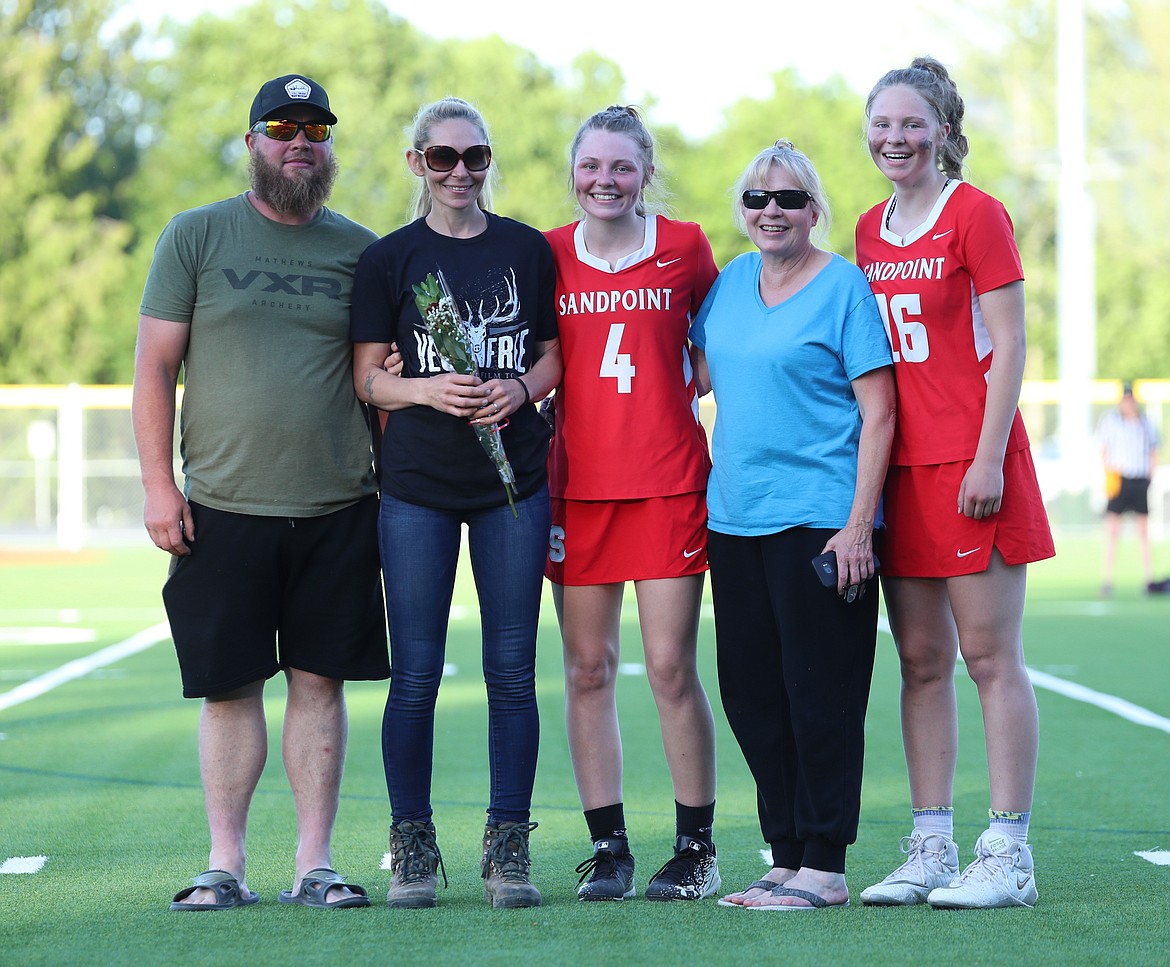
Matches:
[350,213,557,509]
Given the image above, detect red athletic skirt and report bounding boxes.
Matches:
[546,492,709,585]
[882,447,1055,578]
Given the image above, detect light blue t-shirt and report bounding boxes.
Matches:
[689,252,892,537]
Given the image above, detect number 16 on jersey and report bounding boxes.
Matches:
[874,292,929,364]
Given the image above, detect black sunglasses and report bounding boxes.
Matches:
[251,119,332,143]
[741,189,812,210]
[422,144,492,173]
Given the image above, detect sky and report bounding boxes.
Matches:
[117,0,974,138]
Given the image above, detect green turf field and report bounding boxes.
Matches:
[1,534,1167,966]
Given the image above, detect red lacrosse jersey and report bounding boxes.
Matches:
[545,216,718,499]
[855,181,1032,466]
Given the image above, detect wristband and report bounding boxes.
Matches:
[513,377,531,404]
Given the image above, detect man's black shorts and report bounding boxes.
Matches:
[162,495,389,698]
[1106,476,1151,516]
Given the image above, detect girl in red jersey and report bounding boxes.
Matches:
[854,58,1054,911]
[545,106,720,902]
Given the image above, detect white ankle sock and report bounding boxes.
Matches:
[911,806,954,840]
[988,808,1030,844]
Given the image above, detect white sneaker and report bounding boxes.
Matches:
[927,829,1038,909]
[860,831,959,906]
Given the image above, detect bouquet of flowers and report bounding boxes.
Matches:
[412,270,518,518]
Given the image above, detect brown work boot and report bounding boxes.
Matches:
[386,819,446,909]
[481,820,542,909]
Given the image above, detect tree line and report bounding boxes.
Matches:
[3,0,1167,384]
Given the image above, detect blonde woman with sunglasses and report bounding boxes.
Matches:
[351,96,562,911]
[690,140,895,911]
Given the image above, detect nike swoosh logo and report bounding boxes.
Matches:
[1017,874,1032,890]
[933,230,953,240]
[956,547,982,558]
[683,548,702,558]
[657,257,681,267]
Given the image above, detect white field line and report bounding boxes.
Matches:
[1025,669,1170,735]
[1,856,48,874]
[877,616,1170,736]
[0,628,98,646]
[2,616,1166,737]
[0,624,167,881]
[0,622,171,713]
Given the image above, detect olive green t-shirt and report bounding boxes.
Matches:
[141,193,378,516]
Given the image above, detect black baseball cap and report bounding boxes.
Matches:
[249,74,337,126]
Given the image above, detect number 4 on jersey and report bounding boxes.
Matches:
[600,323,636,393]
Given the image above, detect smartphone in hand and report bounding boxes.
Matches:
[811,551,876,604]
[812,551,837,588]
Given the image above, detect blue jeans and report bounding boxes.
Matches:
[378,485,549,825]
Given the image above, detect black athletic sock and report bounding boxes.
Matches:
[584,803,628,847]
[676,800,715,849]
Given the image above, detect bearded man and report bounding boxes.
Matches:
[132,74,387,912]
